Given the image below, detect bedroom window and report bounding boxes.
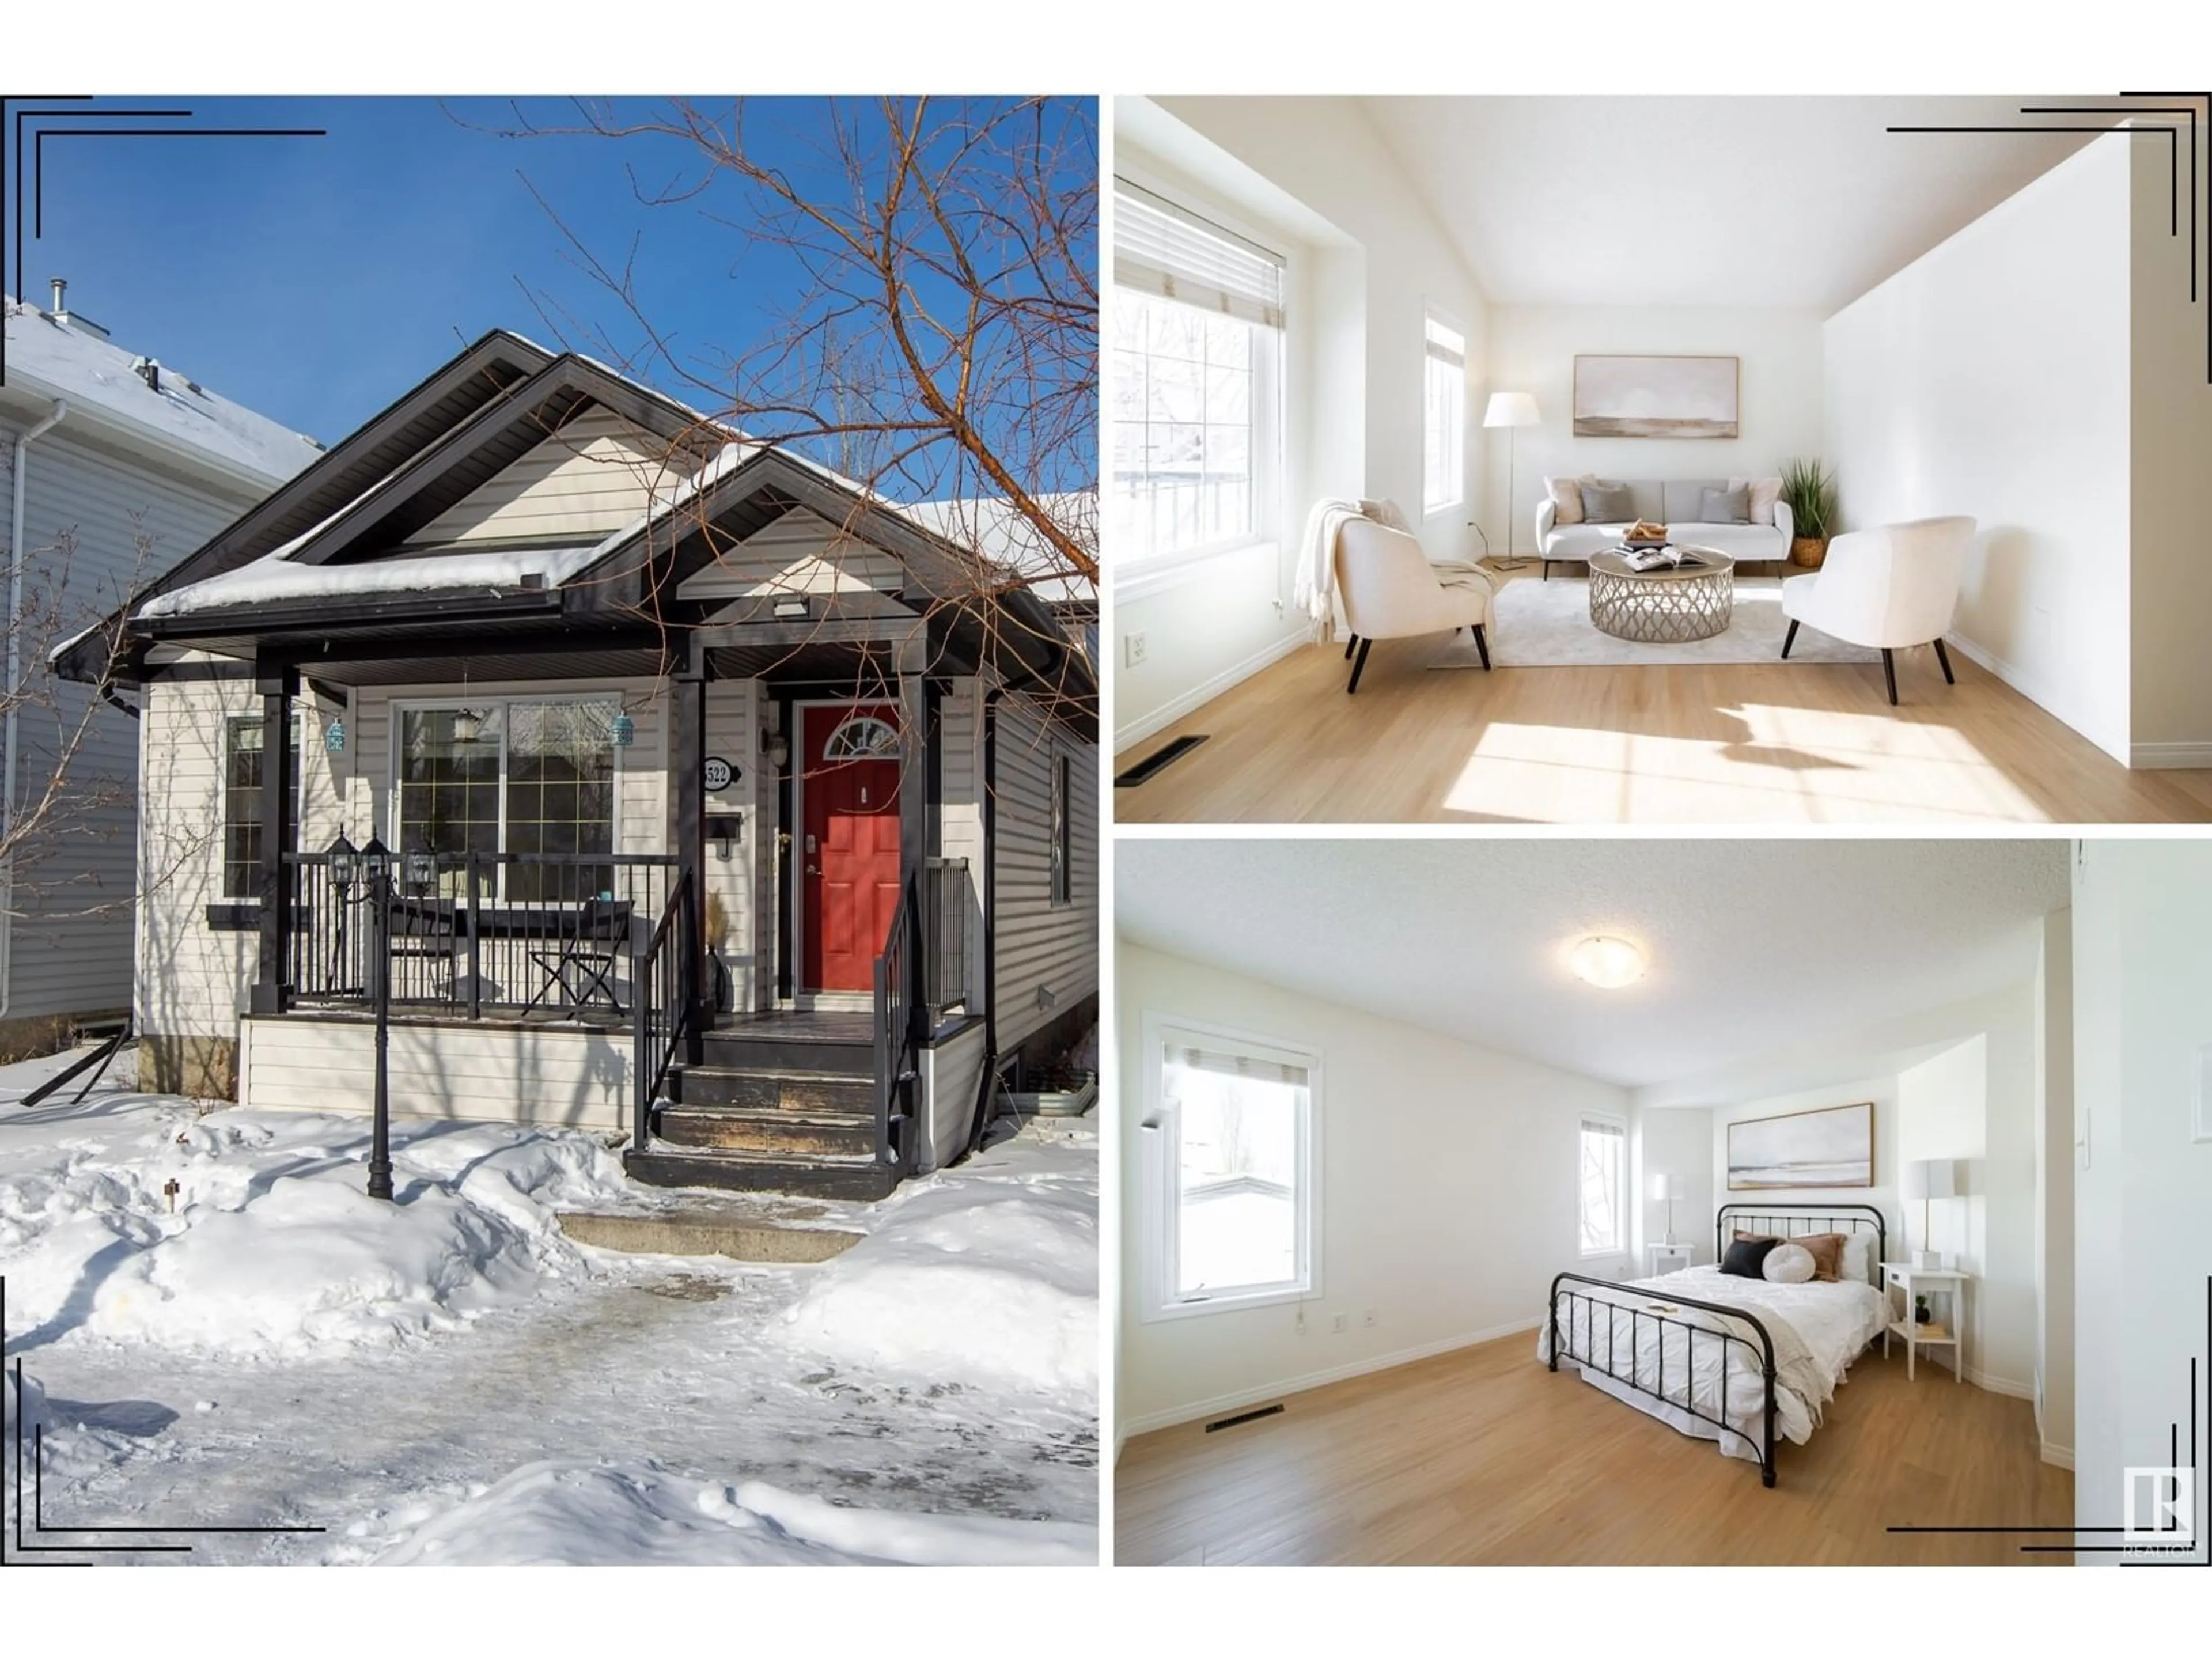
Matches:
[1422,310,1466,513]
[1139,1014,1320,1321]
[396,697,619,901]
[1579,1114,1628,1257]
[221,713,302,899]
[1111,181,1284,575]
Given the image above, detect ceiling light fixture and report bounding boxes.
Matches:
[1569,935,1645,989]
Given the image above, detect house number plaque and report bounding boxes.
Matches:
[703,756,736,792]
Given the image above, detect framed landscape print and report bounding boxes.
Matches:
[1726,1101,1874,1190]
[1573,354,1740,438]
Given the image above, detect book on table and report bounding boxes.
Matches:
[1619,544,1710,572]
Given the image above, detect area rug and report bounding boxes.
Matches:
[1434,575,1883,669]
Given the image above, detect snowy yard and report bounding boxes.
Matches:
[1,1047,1097,1565]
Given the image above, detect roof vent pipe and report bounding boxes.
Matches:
[133,356,161,392]
[48,277,66,318]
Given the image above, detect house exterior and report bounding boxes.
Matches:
[2,286,319,1061]
[56,328,1098,1198]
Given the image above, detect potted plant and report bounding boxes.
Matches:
[703,889,735,1013]
[1780,457,1838,569]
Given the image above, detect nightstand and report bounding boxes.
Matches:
[1646,1243,1694,1278]
[1881,1263,1968,1382]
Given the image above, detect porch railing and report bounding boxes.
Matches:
[632,869,701,1150]
[873,872,925,1175]
[280,850,678,1020]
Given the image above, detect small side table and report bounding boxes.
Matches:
[1881,1263,1968,1382]
[1647,1243,1694,1278]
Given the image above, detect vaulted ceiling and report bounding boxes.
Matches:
[1116,838,2070,1089]
[1359,96,2104,311]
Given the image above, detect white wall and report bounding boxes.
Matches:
[1823,134,2134,761]
[1710,1074,1901,1252]
[1488,306,1827,557]
[1632,1104,1713,1264]
[1116,940,1628,1435]
[1112,96,1489,748]
[2072,842,2212,1562]
[2128,123,2212,764]
[2036,907,2076,1464]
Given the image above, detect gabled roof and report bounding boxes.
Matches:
[2,297,321,489]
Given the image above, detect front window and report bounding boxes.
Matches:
[1423,311,1466,513]
[1111,183,1283,570]
[397,697,618,901]
[1141,1015,1320,1320]
[222,713,302,899]
[1050,752,1072,907]
[1580,1114,1627,1257]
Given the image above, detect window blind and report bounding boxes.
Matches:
[1115,182,1285,330]
[1165,1040,1308,1090]
[1581,1115,1625,1143]
[1425,314,1466,365]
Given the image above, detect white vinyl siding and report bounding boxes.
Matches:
[919,1017,993,1174]
[404,407,699,547]
[6,420,261,1023]
[701,676,771,1012]
[673,506,910,600]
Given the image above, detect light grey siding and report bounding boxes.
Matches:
[6,419,261,1024]
[403,408,695,547]
[988,692,1098,1051]
[919,1018,991,1173]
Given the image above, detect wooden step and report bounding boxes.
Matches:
[624,1145,900,1201]
[670,1065,875,1114]
[654,1104,878,1159]
[699,1029,874,1077]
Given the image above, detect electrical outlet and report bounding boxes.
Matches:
[1362,1310,1377,1328]
[1124,631,1148,667]
[1330,1313,1347,1334]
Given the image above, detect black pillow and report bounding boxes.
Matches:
[1720,1236,1781,1279]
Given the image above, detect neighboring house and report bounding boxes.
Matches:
[58,328,1099,1198]
[2,285,318,1060]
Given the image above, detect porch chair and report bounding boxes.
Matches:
[1779,515,1976,705]
[1335,516,1496,694]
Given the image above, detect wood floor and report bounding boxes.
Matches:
[1115,1332,2074,1566]
[1115,572,2212,824]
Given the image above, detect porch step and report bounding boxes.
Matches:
[624,1145,900,1202]
[654,1103,877,1159]
[670,1065,874,1115]
[699,1029,874,1077]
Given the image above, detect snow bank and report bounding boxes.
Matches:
[368,1460,1096,1566]
[0,1107,632,1358]
[779,1162,1097,1395]
[2,1363,45,1435]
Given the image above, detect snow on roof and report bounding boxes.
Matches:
[136,441,756,620]
[899,493,1097,604]
[3,297,323,487]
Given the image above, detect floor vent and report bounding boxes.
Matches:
[1204,1403,1285,1433]
[1115,734,1209,788]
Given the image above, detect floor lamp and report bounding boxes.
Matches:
[1483,392,1541,569]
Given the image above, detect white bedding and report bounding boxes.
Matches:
[1535,1266,1888,1465]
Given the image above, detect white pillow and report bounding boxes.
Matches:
[1840,1232,1875,1283]
[1763,1242,1816,1283]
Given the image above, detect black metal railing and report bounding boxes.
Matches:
[921,855,970,1013]
[873,871,925,1174]
[632,869,700,1150]
[1548,1270,1782,1487]
[281,850,677,1020]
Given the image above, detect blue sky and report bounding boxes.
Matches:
[7,97,1096,489]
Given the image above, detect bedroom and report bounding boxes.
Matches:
[1112,837,2207,1566]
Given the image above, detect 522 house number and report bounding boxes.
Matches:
[703,757,738,793]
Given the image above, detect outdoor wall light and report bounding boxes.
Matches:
[611,711,635,749]
[324,717,346,755]
[772,596,810,619]
[1569,934,1645,989]
[763,728,790,770]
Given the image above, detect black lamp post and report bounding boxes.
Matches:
[329,832,395,1202]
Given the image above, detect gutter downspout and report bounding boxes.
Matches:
[3,397,69,1019]
[963,686,1005,1161]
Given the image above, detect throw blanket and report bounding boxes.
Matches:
[1292,497,1417,644]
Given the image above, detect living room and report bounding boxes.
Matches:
[1109,95,2212,824]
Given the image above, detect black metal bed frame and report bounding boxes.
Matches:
[1545,1202,1888,1488]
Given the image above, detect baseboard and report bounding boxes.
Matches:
[2131,741,2212,770]
[2040,1442,2075,1471]
[1113,632,1305,752]
[1943,634,2131,767]
[1117,1317,1542,1440]
[1965,1365,2035,1399]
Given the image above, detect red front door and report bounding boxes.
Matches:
[801,703,903,994]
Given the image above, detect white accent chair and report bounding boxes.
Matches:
[1335,517,1495,694]
[1779,516,1976,704]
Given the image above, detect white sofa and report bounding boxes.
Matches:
[1533,479,1794,578]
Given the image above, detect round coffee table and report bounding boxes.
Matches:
[1587,547,1736,643]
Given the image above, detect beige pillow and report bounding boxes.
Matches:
[1793,1232,1849,1283]
[1544,476,1585,526]
[1746,476,1784,528]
